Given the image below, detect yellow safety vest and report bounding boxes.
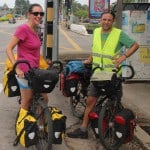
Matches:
[92,27,121,71]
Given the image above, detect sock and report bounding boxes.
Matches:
[80,126,87,132]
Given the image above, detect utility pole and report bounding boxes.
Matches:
[53,0,59,60]
[116,0,123,29]
[45,0,53,60]
[44,0,59,61]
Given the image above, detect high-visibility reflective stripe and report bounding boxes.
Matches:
[92,53,112,59]
[92,62,115,68]
[92,51,121,59]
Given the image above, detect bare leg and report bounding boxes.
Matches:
[81,96,97,128]
[20,89,33,110]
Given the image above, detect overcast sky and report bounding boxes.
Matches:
[0,0,117,8]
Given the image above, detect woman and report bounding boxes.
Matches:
[6,3,47,110]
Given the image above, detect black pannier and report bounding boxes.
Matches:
[115,108,136,143]
[28,68,59,93]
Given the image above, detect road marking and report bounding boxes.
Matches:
[60,28,83,51]
[0,30,13,35]
[0,62,5,65]
[0,83,3,93]
[60,46,77,51]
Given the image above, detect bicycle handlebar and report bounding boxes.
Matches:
[117,65,135,80]
[13,60,31,71]
[13,59,63,73]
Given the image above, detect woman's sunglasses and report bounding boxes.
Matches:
[31,12,45,17]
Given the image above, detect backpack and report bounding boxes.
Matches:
[50,107,67,144]
[13,108,38,148]
[114,108,136,143]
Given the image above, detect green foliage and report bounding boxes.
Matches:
[71,1,88,19]
[85,23,100,30]
[74,10,88,19]
[15,0,30,16]
[0,17,9,21]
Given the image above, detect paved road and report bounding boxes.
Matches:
[0,21,150,150]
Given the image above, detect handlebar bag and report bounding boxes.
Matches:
[30,68,59,93]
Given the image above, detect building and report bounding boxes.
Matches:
[0,3,12,17]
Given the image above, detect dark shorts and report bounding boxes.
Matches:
[87,82,102,97]
[87,82,123,99]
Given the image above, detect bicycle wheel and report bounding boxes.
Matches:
[70,81,86,119]
[98,99,125,150]
[30,97,53,150]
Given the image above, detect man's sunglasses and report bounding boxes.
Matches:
[31,12,45,16]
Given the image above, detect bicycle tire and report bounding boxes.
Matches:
[30,97,53,150]
[98,99,125,150]
[70,81,86,119]
[70,95,86,119]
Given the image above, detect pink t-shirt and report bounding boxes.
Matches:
[14,24,41,72]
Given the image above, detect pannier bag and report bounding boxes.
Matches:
[50,107,67,144]
[28,68,59,93]
[3,54,49,97]
[60,72,79,97]
[89,106,108,139]
[89,111,99,139]
[60,60,91,97]
[3,69,20,97]
[4,54,49,71]
[14,108,38,147]
[115,108,136,143]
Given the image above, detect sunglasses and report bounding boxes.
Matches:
[31,12,45,17]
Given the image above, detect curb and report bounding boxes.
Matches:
[135,125,150,150]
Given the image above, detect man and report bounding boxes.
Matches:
[67,11,139,139]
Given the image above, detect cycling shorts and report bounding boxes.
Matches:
[15,75,31,89]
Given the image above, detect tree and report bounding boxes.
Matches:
[74,10,88,19]
[14,0,30,16]
[71,0,88,19]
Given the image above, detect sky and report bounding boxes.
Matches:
[0,0,117,8]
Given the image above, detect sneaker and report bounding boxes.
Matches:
[67,128,88,139]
